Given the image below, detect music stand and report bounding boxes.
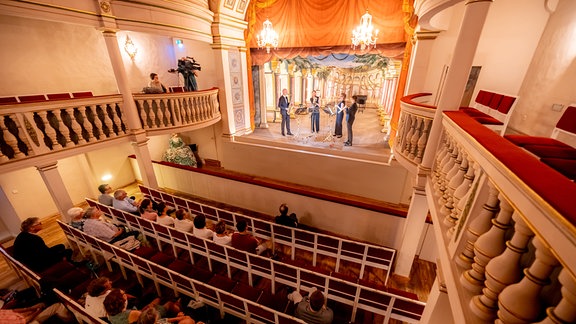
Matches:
[294,106,308,139]
[321,106,336,142]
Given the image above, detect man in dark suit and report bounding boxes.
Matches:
[310,90,320,133]
[278,88,293,136]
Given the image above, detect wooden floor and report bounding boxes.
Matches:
[0,182,437,321]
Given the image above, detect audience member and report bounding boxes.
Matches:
[192,214,213,239]
[0,302,73,324]
[275,203,298,228]
[139,198,158,221]
[113,190,140,215]
[137,306,200,324]
[231,219,268,255]
[213,220,232,246]
[68,207,86,231]
[85,277,112,320]
[174,209,194,233]
[156,202,175,227]
[98,184,114,206]
[148,73,167,93]
[288,288,333,324]
[13,217,73,272]
[83,207,139,243]
[105,289,141,324]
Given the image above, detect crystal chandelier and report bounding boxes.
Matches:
[257,18,279,53]
[351,10,379,51]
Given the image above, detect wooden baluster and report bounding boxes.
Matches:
[457,181,501,269]
[100,105,116,138]
[113,103,126,135]
[199,95,206,120]
[77,106,94,143]
[536,268,576,324]
[0,116,25,158]
[447,157,476,238]
[36,111,62,150]
[409,117,422,160]
[462,194,513,294]
[54,109,73,147]
[434,139,455,196]
[147,100,157,129]
[89,105,103,140]
[184,98,192,123]
[415,118,431,164]
[395,113,407,152]
[438,145,459,206]
[155,99,165,128]
[138,99,150,129]
[163,98,173,126]
[202,95,209,119]
[65,107,85,145]
[403,114,415,155]
[470,214,534,320]
[497,236,560,323]
[441,149,463,219]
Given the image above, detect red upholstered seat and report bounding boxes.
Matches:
[556,106,576,133]
[188,266,214,282]
[472,116,503,125]
[0,96,18,104]
[257,291,290,312]
[132,246,157,259]
[477,90,493,106]
[149,252,175,266]
[498,96,516,114]
[487,93,503,110]
[459,107,487,117]
[523,145,576,160]
[47,93,72,100]
[232,282,262,302]
[18,94,47,102]
[167,259,194,275]
[504,135,573,149]
[71,91,93,98]
[541,158,576,180]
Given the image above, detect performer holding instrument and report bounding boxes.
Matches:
[278,88,293,136]
[310,90,320,133]
[333,93,346,138]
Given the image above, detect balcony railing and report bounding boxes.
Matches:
[395,94,576,323]
[0,88,220,167]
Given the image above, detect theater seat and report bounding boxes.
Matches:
[504,134,573,149]
[541,158,576,180]
[523,144,576,160]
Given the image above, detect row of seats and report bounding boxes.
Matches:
[460,89,518,135]
[504,105,576,180]
[0,245,108,324]
[82,200,425,323]
[58,219,310,324]
[0,92,94,104]
[138,185,396,285]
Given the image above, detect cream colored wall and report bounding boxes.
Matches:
[0,15,118,96]
[509,0,576,145]
[84,143,138,190]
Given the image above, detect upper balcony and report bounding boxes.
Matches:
[395,93,576,323]
[0,88,220,173]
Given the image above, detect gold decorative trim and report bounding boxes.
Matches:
[465,0,494,4]
[223,0,236,10]
[236,0,247,13]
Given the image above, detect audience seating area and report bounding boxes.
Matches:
[80,198,425,323]
[0,92,94,104]
[504,105,576,180]
[459,89,518,135]
[138,185,396,285]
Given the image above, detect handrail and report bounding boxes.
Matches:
[83,199,426,323]
[138,185,397,285]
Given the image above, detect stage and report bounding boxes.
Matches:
[236,107,394,165]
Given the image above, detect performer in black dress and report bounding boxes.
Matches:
[333,93,346,138]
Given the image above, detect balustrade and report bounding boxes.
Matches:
[394,94,435,167]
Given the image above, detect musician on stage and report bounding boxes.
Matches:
[310,90,320,133]
[333,93,346,138]
[344,95,358,146]
[278,88,293,136]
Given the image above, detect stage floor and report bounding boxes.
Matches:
[236,107,394,164]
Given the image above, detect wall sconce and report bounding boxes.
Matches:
[101,174,112,182]
[176,39,184,49]
[124,35,138,59]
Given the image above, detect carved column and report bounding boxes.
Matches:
[497,236,560,323]
[462,194,513,294]
[36,162,74,222]
[470,214,534,320]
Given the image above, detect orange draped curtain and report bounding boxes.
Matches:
[246,0,407,65]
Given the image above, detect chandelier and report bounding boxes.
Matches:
[351,10,379,51]
[257,18,279,53]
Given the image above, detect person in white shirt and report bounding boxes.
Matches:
[193,214,213,239]
[174,209,194,233]
[112,190,140,215]
[98,184,114,206]
[83,207,139,243]
[213,220,232,246]
[156,202,175,227]
[85,277,112,320]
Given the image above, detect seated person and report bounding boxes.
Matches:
[13,217,72,272]
[192,214,213,239]
[98,184,114,206]
[139,198,158,221]
[137,306,200,324]
[147,72,167,93]
[85,277,112,320]
[231,219,268,255]
[68,207,85,231]
[289,288,334,324]
[105,289,141,324]
[275,203,298,228]
[156,202,175,227]
[83,207,139,243]
[174,209,194,233]
[0,302,73,324]
[112,190,140,215]
[213,220,232,246]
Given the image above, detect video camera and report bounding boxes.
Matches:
[168,56,202,75]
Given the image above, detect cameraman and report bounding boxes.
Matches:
[177,57,199,91]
